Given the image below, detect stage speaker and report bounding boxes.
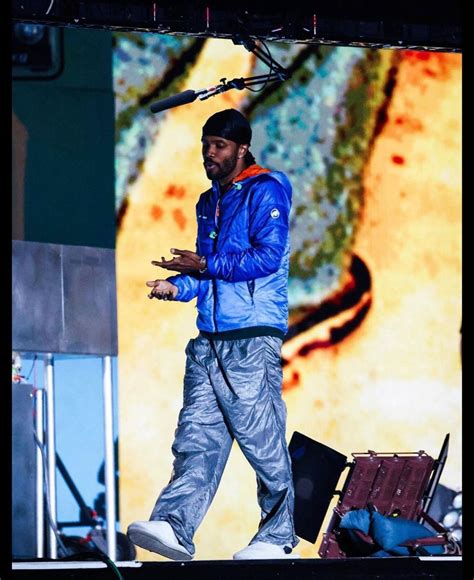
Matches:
[289,431,347,543]
[12,382,37,558]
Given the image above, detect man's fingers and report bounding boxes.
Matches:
[170,248,191,256]
[146,280,166,293]
[146,279,167,288]
[145,279,176,300]
[153,262,184,271]
[149,290,173,300]
[151,250,195,269]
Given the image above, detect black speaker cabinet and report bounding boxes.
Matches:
[12,382,37,558]
[289,431,347,543]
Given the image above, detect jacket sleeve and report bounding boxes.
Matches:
[205,178,291,282]
[166,273,200,302]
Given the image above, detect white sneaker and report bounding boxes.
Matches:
[127,520,193,561]
[233,541,300,560]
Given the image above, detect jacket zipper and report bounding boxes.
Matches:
[212,187,221,333]
[212,243,218,332]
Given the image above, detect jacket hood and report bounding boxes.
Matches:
[231,164,292,200]
[233,164,271,182]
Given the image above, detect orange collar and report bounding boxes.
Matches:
[232,164,271,183]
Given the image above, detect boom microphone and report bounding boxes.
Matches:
[150,90,198,114]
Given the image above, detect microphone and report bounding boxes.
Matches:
[150,89,198,114]
[149,82,233,114]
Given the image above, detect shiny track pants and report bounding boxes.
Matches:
[150,334,298,556]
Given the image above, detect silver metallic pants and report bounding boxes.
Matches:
[150,334,298,555]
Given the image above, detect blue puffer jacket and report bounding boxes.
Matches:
[167,165,292,336]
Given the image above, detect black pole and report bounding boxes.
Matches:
[56,453,98,527]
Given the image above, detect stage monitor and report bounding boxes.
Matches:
[289,431,347,543]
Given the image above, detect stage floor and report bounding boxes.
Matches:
[11,556,464,579]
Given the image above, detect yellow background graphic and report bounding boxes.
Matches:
[116,41,461,560]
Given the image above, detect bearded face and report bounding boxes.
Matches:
[202,135,247,183]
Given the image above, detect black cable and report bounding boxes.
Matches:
[60,551,124,579]
[27,553,124,580]
[232,26,289,93]
[32,432,124,578]
[26,354,38,381]
[33,430,70,557]
[246,38,275,93]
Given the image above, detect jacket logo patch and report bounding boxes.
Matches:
[270,208,280,219]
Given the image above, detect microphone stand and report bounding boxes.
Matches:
[199,29,290,100]
[197,71,288,102]
[150,29,290,113]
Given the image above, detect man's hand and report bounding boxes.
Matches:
[146,279,178,300]
[152,248,205,274]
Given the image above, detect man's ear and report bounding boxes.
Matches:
[238,144,249,159]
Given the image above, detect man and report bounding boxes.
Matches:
[127,108,299,561]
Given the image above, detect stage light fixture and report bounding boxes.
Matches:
[14,22,46,44]
[12,23,63,79]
